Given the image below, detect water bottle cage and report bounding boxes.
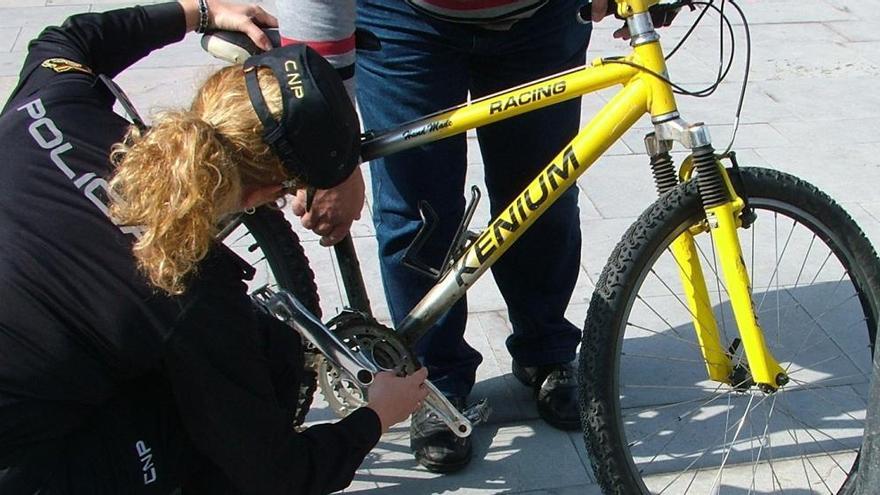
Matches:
[402,186,482,280]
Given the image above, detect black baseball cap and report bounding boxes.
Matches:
[243,44,360,189]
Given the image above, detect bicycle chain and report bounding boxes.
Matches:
[292,347,321,430]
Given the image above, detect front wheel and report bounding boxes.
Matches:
[580,167,880,494]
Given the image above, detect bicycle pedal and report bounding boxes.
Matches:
[462,398,492,426]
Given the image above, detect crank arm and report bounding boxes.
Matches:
[255,287,475,437]
[422,380,473,438]
[253,287,378,387]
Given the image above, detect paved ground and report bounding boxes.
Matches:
[4,0,880,493]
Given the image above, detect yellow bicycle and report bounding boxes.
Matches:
[216,1,878,492]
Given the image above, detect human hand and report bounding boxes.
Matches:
[180,0,278,51]
[292,168,365,247]
[591,0,613,21]
[366,368,430,433]
[591,0,631,40]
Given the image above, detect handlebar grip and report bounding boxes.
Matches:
[200,29,282,63]
[201,27,381,65]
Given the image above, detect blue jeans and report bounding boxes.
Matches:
[356,0,591,398]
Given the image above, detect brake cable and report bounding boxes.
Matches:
[599,0,752,152]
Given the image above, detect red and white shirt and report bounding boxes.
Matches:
[276,0,549,100]
[277,0,358,98]
[406,0,547,25]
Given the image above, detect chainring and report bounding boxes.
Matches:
[317,314,418,417]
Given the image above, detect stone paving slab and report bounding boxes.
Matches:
[3,1,880,494]
[348,422,593,494]
[0,5,83,28]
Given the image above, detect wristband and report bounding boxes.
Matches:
[195,0,209,33]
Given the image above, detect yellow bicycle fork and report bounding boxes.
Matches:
[673,161,787,390]
[621,0,788,391]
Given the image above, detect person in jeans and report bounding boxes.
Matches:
[278,0,614,473]
[0,2,428,493]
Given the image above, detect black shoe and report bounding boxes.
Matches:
[410,397,472,473]
[512,359,581,431]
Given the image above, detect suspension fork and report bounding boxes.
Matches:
[649,123,788,390]
[694,145,787,390]
[646,133,731,383]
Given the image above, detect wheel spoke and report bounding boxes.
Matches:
[627,383,735,448]
[786,353,850,377]
[654,393,773,493]
[644,269,713,343]
[783,287,865,374]
[622,388,729,419]
[627,320,713,355]
[626,376,757,449]
[327,248,347,313]
[777,400,849,494]
[709,394,755,491]
[776,272,850,362]
[784,316,867,369]
[793,235,817,289]
[787,377,868,403]
[622,351,728,366]
[689,236,732,343]
[623,383,725,392]
[763,395,785,492]
[786,376,869,415]
[808,250,835,286]
[773,400,859,461]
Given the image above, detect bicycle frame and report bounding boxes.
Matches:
[349,0,788,390]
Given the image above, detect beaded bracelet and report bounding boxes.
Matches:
[195,0,209,33]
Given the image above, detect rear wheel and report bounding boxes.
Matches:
[219,206,321,316]
[218,205,321,427]
[580,167,880,493]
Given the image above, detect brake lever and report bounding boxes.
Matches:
[651,0,693,28]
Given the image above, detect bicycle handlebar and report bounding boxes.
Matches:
[203,1,691,66]
[578,1,691,30]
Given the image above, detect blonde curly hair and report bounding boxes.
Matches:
[109,66,289,295]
